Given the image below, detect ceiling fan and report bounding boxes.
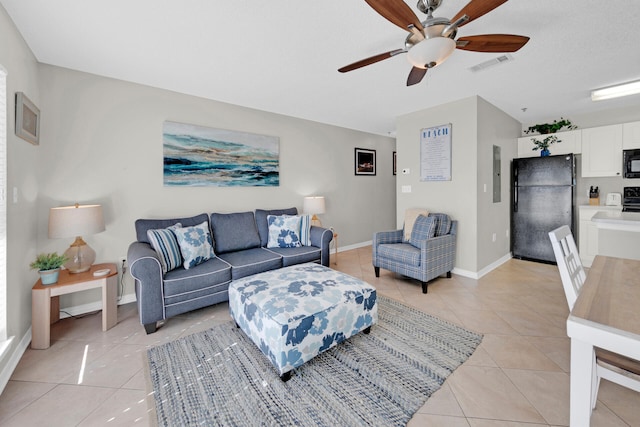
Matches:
[338,0,530,86]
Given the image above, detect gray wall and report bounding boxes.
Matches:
[396,96,519,275]
[0,3,396,384]
[36,65,396,309]
[0,5,41,382]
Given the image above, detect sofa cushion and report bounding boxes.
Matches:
[211,211,261,254]
[163,256,232,299]
[147,223,183,274]
[410,215,436,248]
[267,215,302,248]
[217,248,282,280]
[255,207,298,247]
[265,246,321,267]
[174,221,216,269]
[135,213,209,244]
[378,243,421,267]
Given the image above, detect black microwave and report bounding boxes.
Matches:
[624,149,640,178]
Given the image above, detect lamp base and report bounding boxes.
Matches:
[311,214,322,228]
[63,237,96,273]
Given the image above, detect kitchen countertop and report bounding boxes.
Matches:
[591,210,640,231]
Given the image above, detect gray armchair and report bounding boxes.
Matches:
[372,213,457,293]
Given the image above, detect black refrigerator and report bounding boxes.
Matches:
[512,154,575,263]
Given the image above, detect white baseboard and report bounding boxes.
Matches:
[335,240,372,253]
[59,293,136,319]
[453,253,512,280]
[0,329,31,395]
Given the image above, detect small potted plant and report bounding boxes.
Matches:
[531,135,559,156]
[30,252,68,285]
[524,117,577,156]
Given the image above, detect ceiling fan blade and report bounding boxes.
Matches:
[407,67,427,86]
[365,0,424,32]
[451,0,508,28]
[338,49,405,73]
[456,34,529,52]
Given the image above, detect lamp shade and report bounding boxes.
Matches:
[303,196,326,215]
[48,204,105,273]
[407,37,456,69]
[49,204,105,238]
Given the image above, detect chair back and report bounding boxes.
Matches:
[548,225,586,310]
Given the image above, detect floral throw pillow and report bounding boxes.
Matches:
[267,215,302,248]
[173,220,216,269]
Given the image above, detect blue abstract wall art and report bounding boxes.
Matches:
[163,121,280,187]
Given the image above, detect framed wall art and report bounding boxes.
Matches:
[354,147,376,176]
[15,92,40,145]
[163,121,280,187]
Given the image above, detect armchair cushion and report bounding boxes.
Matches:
[378,243,420,266]
[403,208,430,241]
[409,215,436,248]
[431,213,452,236]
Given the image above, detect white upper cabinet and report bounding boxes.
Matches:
[517,129,582,158]
[623,121,640,149]
[581,124,623,177]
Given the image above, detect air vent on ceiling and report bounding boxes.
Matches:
[469,54,514,72]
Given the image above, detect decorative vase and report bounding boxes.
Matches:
[39,268,61,285]
[540,149,550,157]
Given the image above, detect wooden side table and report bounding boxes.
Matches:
[31,263,118,349]
[333,232,338,265]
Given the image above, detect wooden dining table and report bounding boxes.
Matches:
[566,255,640,426]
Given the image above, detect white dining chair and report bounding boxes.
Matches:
[549,225,640,411]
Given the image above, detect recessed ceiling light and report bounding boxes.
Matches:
[591,80,640,101]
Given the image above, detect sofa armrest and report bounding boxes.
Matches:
[128,241,165,325]
[310,226,333,266]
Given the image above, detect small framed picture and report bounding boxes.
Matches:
[15,92,40,145]
[393,151,397,175]
[355,148,376,176]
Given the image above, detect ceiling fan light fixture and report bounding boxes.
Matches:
[591,80,640,101]
[407,37,456,69]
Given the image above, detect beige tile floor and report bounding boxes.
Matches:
[2,246,639,426]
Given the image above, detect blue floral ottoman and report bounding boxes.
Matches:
[228,263,377,381]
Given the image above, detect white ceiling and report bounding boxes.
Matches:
[2,0,640,136]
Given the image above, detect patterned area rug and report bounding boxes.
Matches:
[145,295,482,426]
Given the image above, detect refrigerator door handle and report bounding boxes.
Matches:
[514,187,518,212]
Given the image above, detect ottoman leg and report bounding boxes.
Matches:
[363,326,371,334]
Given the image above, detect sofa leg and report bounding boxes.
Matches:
[374,266,380,277]
[143,322,157,334]
[421,282,428,294]
[280,371,292,382]
[447,271,452,278]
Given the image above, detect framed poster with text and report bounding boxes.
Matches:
[420,124,451,181]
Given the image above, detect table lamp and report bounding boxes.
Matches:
[48,203,105,273]
[303,196,325,227]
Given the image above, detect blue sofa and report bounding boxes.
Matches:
[127,207,333,334]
